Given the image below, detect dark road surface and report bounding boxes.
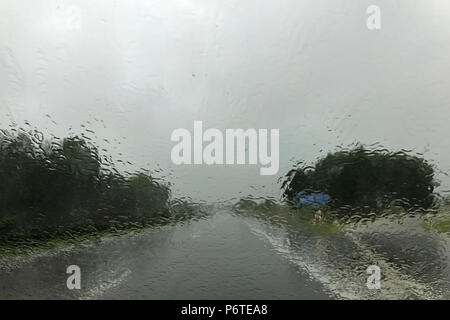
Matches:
[0,211,332,299]
[1,209,448,299]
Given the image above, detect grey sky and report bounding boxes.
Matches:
[1,0,450,202]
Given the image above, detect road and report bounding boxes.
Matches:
[0,210,332,299]
[1,209,448,299]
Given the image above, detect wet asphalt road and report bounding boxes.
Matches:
[0,211,332,299]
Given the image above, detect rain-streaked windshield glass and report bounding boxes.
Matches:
[0,0,449,300]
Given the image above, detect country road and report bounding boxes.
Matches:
[0,210,332,299]
[0,210,448,299]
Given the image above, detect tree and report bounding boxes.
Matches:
[282,145,436,213]
[0,127,173,237]
[129,173,170,217]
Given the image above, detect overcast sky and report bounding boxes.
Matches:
[1,0,450,202]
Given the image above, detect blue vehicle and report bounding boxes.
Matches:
[295,190,330,207]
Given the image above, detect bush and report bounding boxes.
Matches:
[282,145,437,212]
[0,127,170,236]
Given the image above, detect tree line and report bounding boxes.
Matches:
[282,145,437,214]
[0,127,173,239]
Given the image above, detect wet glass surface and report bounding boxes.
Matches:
[0,0,449,299]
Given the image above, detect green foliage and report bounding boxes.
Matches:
[239,202,343,236]
[129,173,170,216]
[0,127,171,237]
[423,209,450,234]
[282,145,436,212]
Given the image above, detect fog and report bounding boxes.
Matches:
[1,0,450,202]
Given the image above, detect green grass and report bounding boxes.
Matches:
[0,202,210,259]
[241,203,450,236]
[0,214,202,259]
[421,203,450,235]
[423,216,450,234]
[244,204,450,237]
[0,223,147,258]
[241,205,343,235]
